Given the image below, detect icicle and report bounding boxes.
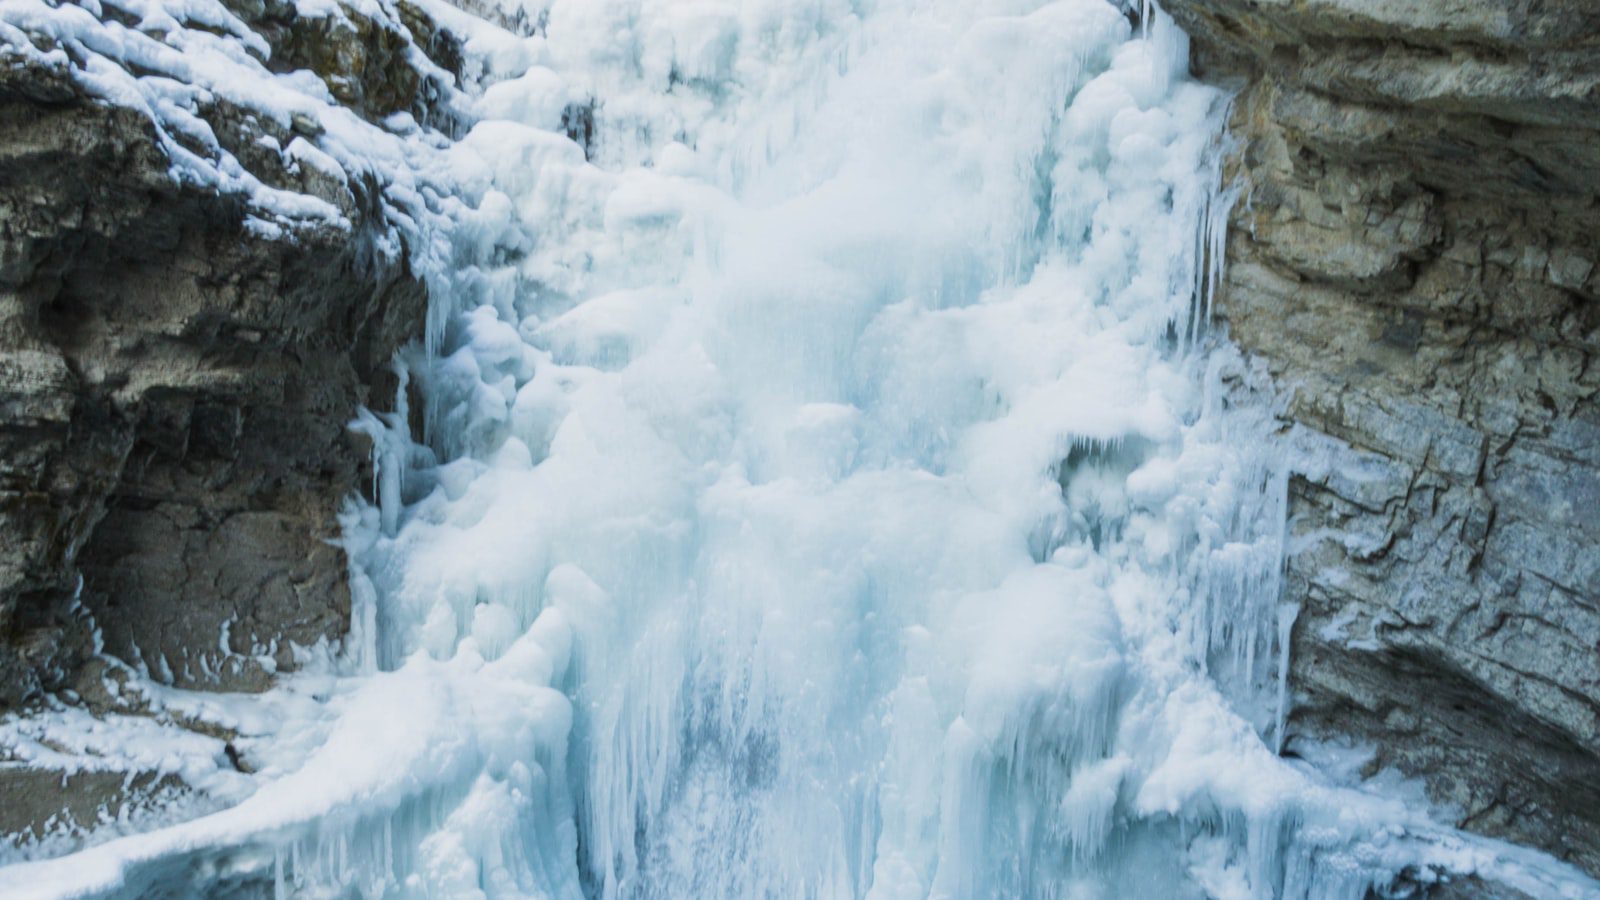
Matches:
[1273,602,1301,754]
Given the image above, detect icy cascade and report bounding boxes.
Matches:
[3,0,1599,898]
[353,2,1311,894]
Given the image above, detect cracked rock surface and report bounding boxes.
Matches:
[1165,0,1600,880]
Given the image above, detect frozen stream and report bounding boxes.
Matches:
[2,0,1596,898]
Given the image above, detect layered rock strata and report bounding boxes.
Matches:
[1163,0,1600,878]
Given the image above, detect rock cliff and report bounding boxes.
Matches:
[1163,0,1600,879]
[0,0,460,844]
[0,0,467,845]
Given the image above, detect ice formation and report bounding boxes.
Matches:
[2,0,1598,898]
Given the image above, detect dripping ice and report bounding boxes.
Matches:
[1,0,1597,898]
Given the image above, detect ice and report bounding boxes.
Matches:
[3,0,1600,897]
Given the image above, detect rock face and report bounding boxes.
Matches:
[1164,0,1600,878]
[0,0,455,706]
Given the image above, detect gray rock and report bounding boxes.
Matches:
[1165,0,1600,880]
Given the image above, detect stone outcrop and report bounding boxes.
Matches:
[0,0,457,707]
[0,765,195,854]
[1163,0,1600,879]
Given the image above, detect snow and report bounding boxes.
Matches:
[2,0,1599,897]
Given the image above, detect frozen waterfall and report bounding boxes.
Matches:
[2,0,1595,898]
